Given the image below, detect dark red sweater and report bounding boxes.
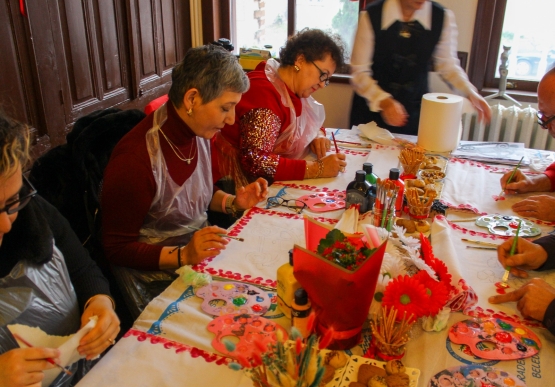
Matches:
[101,103,203,270]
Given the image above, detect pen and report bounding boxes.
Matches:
[331,132,339,154]
[186,226,244,242]
[12,333,73,376]
[496,156,524,200]
[461,238,499,247]
[500,220,521,287]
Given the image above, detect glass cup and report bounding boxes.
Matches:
[372,206,394,231]
[399,161,421,181]
[407,200,433,220]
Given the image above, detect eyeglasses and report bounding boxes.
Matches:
[266,197,307,214]
[537,111,555,129]
[311,61,330,87]
[0,175,37,215]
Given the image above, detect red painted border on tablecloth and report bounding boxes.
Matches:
[192,207,338,288]
[123,329,231,364]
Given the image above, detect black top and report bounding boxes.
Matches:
[0,195,111,310]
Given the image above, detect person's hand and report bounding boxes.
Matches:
[0,347,60,387]
[512,195,555,222]
[468,91,492,123]
[79,295,121,360]
[234,177,269,209]
[183,225,229,265]
[379,97,408,127]
[496,237,548,278]
[307,153,347,178]
[501,169,551,194]
[489,278,555,322]
[310,137,331,160]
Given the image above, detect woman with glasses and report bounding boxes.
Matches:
[499,68,555,222]
[212,28,348,194]
[0,112,120,386]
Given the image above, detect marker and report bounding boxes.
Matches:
[13,334,73,376]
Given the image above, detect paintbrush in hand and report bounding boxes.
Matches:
[500,220,522,288]
[13,333,73,376]
[496,156,524,201]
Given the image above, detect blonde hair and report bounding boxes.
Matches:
[0,110,31,179]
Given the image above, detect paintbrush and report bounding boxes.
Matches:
[186,226,244,242]
[496,156,524,200]
[461,238,499,247]
[500,220,522,288]
[331,132,339,154]
[466,245,497,250]
[13,333,73,376]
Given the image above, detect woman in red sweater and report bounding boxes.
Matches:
[101,45,268,314]
[212,29,347,190]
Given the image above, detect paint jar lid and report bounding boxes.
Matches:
[294,288,308,305]
[363,163,374,174]
[389,168,400,180]
[355,170,366,182]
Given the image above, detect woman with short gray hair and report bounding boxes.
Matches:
[101,45,268,315]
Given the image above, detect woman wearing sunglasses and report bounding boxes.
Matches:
[499,68,555,222]
[0,112,120,387]
[211,28,348,195]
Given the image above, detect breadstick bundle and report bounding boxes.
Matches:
[399,148,425,177]
[405,187,434,218]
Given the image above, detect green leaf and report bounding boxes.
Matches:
[316,229,346,254]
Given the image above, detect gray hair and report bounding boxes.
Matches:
[169,45,249,107]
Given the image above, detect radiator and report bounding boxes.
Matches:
[461,103,554,151]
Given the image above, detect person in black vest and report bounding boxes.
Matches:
[349,0,491,135]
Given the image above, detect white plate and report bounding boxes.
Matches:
[326,355,420,387]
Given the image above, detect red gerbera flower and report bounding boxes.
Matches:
[382,275,428,322]
[428,257,456,296]
[413,271,450,316]
[419,233,435,266]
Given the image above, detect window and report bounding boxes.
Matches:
[228,0,362,62]
[469,0,548,99]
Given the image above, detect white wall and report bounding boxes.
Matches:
[316,0,480,129]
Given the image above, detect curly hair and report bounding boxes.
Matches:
[0,110,30,180]
[279,28,346,72]
[169,44,249,108]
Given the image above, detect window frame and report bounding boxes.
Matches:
[468,0,538,102]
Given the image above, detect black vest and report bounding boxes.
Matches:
[350,0,444,135]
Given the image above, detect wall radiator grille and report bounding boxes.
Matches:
[461,103,554,151]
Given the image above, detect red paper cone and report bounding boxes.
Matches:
[293,217,387,350]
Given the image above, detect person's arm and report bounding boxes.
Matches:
[534,234,555,271]
[432,9,491,122]
[349,10,392,112]
[543,161,555,192]
[101,151,163,270]
[238,108,306,181]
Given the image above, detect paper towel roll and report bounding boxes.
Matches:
[417,93,464,152]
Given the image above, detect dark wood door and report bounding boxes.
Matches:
[1,0,192,158]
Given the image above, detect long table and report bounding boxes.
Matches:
[77,131,555,387]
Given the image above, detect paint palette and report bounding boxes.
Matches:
[207,313,287,358]
[298,191,346,212]
[195,281,271,316]
[448,318,541,360]
[428,365,527,387]
[475,215,541,237]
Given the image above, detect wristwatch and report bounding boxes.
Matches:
[225,195,239,217]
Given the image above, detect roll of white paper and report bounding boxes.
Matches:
[417,93,464,152]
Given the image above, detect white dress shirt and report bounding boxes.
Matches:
[350,0,477,112]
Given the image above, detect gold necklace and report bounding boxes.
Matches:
[159,128,197,164]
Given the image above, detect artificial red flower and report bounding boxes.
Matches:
[413,271,450,316]
[419,233,435,265]
[428,257,456,295]
[382,275,428,322]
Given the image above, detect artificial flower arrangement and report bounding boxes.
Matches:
[364,223,458,360]
[225,323,336,387]
[293,216,388,350]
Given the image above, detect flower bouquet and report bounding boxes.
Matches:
[293,216,388,350]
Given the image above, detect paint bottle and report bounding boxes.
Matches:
[385,168,404,217]
[362,162,378,185]
[345,170,372,213]
[276,249,301,319]
[291,288,312,339]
